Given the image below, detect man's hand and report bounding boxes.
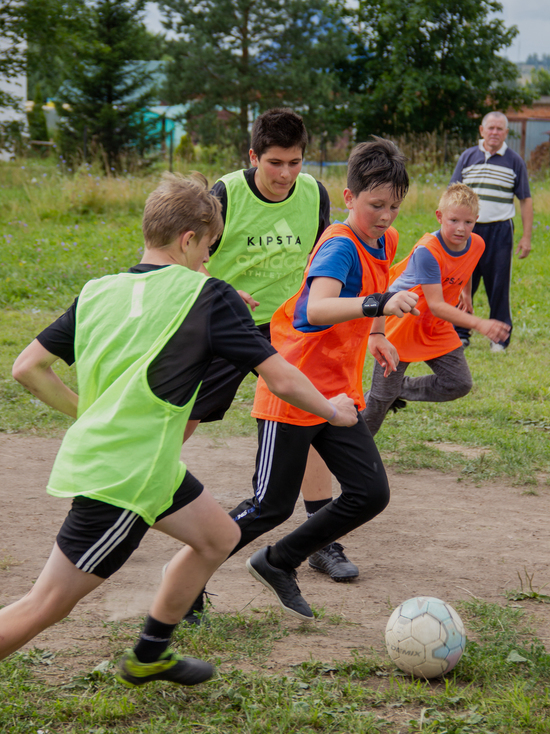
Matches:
[383,290,420,318]
[515,235,531,260]
[327,393,358,427]
[476,319,511,343]
[368,334,399,378]
[237,290,260,311]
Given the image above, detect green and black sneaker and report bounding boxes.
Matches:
[116,649,214,688]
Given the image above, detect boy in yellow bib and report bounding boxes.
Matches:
[1,174,357,685]
[184,108,359,596]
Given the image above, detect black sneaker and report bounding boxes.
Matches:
[116,649,214,688]
[246,547,314,621]
[308,542,359,581]
[162,564,210,626]
[182,590,206,626]
[389,398,407,413]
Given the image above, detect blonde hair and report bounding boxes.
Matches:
[142,172,223,248]
[439,183,479,217]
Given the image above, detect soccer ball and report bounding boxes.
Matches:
[385,596,466,679]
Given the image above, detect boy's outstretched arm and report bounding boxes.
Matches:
[307,277,418,325]
[422,283,510,344]
[13,340,78,419]
[255,354,357,427]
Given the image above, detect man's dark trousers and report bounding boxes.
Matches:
[456,219,514,348]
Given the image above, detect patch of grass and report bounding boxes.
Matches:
[506,569,550,604]
[2,162,549,483]
[456,599,550,686]
[1,600,549,733]
[0,309,76,435]
[0,553,19,571]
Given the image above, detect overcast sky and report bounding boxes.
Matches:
[145,0,549,63]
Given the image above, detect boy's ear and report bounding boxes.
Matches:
[178,231,195,253]
[249,148,259,167]
[343,188,354,210]
[435,209,443,225]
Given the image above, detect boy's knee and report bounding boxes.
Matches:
[345,476,390,521]
[23,589,75,627]
[216,516,242,558]
[451,375,472,400]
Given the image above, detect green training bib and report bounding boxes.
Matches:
[208,170,320,324]
[47,265,208,525]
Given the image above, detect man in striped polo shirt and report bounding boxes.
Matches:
[450,111,532,351]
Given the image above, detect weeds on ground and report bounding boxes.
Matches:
[0,601,549,733]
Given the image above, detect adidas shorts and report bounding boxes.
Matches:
[56,470,203,579]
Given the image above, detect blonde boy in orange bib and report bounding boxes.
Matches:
[362,183,511,436]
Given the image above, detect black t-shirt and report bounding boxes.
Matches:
[36,264,276,407]
[209,168,331,255]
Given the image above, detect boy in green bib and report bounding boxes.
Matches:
[1,173,357,686]
[184,108,360,600]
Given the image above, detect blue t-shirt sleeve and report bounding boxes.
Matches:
[306,237,359,290]
[413,247,442,284]
[391,246,441,292]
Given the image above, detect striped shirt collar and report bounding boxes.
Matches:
[478,139,508,158]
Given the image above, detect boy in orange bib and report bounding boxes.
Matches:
[362,183,510,436]
[225,139,419,620]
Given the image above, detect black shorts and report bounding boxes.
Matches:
[190,322,271,423]
[56,470,204,579]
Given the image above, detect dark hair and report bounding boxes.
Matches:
[250,108,308,158]
[142,172,223,248]
[347,138,409,199]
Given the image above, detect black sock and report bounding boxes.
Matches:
[133,615,177,663]
[304,497,331,518]
[267,545,295,574]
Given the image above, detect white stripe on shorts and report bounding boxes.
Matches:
[76,508,141,573]
[255,420,277,504]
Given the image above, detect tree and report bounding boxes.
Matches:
[56,0,159,169]
[158,0,354,161]
[27,82,49,141]
[527,68,550,98]
[349,0,531,141]
[21,0,90,102]
[0,0,26,111]
[20,0,167,103]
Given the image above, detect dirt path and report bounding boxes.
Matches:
[1,433,549,676]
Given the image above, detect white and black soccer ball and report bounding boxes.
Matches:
[385,596,466,679]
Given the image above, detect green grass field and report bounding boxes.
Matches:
[2,160,549,482]
[1,158,549,732]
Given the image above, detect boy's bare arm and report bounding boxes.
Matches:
[422,283,510,343]
[458,277,474,314]
[368,317,400,378]
[255,354,357,427]
[307,277,418,325]
[12,340,78,419]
